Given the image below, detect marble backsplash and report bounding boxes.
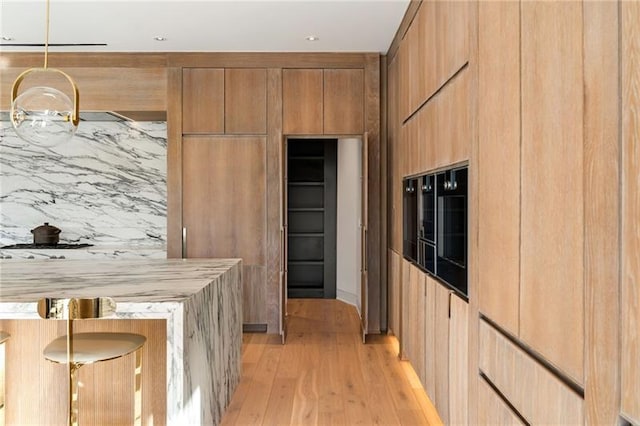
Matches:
[0,118,167,248]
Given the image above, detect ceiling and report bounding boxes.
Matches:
[0,0,409,53]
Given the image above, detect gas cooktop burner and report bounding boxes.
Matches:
[0,243,94,250]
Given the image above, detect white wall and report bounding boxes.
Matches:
[336,137,362,313]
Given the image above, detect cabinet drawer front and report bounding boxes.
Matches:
[478,378,525,426]
[479,320,583,425]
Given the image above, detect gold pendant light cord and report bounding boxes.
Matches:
[44,0,50,69]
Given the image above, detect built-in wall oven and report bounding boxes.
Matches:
[404,165,468,297]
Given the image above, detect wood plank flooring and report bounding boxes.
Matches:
[221,299,442,425]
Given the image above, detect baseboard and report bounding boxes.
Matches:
[336,289,360,316]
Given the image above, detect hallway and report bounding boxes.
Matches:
[221,299,441,425]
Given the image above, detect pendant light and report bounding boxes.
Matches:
[10,0,80,147]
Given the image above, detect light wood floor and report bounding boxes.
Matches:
[220,299,442,425]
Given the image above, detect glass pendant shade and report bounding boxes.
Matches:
[11,85,78,147]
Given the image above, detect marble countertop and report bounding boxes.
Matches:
[0,258,241,303]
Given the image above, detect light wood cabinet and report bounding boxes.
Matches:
[405,12,421,115]
[387,56,402,253]
[411,265,426,385]
[401,258,411,359]
[433,281,450,424]
[520,0,585,384]
[418,0,436,110]
[435,0,468,90]
[282,69,323,134]
[182,68,224,134]
[224,68,267,134]
[182,136,267,324]
[478,378,525,425]
[477,0,520,337]
[283,68,363,135]
[387,249,401,337]
[448,293,468,425]
[423,274,436,400]
[324,69,364,134]
[397,33,411,123]
[434,67,469,168]
[479,320,584,424]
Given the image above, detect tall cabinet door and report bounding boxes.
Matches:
[477,0,521,336]
[182,136,267,324]
[520,1,585,383]
[360,133,369,340]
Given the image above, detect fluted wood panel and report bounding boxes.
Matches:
[282,69,323,135]
[182,68,224,134]
[477,0,520,337]
[621,0,640,422]
[0,319,166,426]
[520,0,584,384]
[225,68,267,134]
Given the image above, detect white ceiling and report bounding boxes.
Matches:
[0,0,409,53]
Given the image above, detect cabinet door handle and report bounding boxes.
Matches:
[182,227,187,258]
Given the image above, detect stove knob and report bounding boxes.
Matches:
[58,255,66,259]
[49,256,57,259]
[27,255,34,259]
[5,255,12,259]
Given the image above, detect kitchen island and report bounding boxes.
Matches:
[0,258,242,425]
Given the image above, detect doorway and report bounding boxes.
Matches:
[286,138,337,299]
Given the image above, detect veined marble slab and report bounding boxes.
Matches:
[0,258,242,425]
[0,247,166,260]
[0,120,167,247]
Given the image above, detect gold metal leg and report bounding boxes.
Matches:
[69,364,80,426]
[134,347,143,426]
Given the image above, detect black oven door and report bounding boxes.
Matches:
[403,178,418,262]
[436,167,467,295]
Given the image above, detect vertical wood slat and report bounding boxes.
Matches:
[621,0,640,422]
[364,54,381,333]
[182,68,225,134]
[477,0,520,337]
[225,68,267,134]
[519,0,585,384]
[583,1,621,424]
[266,69,283,333]
[166,67,183,258]
[466,0,480,424]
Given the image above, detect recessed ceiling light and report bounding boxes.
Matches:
[2,36,14,41]
[153,36,167,42]
[305,35,319,42]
